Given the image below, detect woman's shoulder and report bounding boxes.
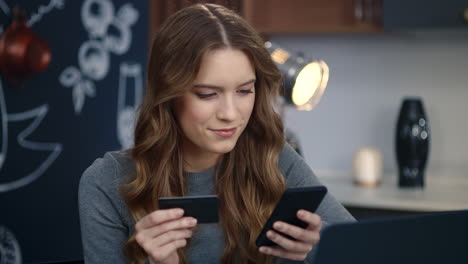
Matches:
[278,143,321,187]
[78,150,136,228]
[79,150,136,190]
[278,142,303,172]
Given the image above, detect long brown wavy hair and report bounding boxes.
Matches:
[121,3,286,263]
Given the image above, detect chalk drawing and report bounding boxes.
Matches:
[103,3,138,55]
[79,40,110,81]
[72,79,96,114]
[0,80,7,171]
[0,104,63,192]
[117,62,142,149]
[0,80,63,193]
[81,0,114,37]
[0,0,9,15]
[59,66,96,114]
[0,0,9,35]
[0,225,22,264]
[59,66,81,87]
[28,0,65,27]
[0,0,64,34]
[0,1,65,193]
[60,0,139,115]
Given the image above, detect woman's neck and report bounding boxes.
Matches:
[182,145,222,173]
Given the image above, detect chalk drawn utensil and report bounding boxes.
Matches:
[117,62,142,149]
[28,0,65,27]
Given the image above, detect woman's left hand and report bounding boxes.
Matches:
[259,209,322,261]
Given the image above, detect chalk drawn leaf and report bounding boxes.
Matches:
[72,82,86,114]
[59,66,81,87]
[117,3,139,26]
[82,79,96,97]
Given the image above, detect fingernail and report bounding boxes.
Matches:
[259,247,267,253]
[190,218,197,225]
[176,209,184,216]
[298,210,305,217]
[267,231,275,239]
[274,222,283,230]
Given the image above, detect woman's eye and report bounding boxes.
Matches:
[196,93,216,99]
[239,89,254,94]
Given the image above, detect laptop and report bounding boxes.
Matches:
[313,210,468,264]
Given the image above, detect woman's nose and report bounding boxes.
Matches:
[216,95,237,121]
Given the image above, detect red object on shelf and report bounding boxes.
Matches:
[0,9,51,85]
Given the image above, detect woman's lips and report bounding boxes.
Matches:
[211,128,237,138]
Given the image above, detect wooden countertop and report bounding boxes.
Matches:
[316,169,468,212]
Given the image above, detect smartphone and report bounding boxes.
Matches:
[255,186,328,247]
[158,195,219,223]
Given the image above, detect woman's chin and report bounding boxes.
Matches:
[209,141,237,154]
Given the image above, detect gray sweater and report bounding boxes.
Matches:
[78,144,355,263]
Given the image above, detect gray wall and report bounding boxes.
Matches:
[271,30,468,174]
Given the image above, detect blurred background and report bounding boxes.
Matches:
[0,0,467,263]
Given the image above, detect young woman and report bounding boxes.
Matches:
[78,3,354,264]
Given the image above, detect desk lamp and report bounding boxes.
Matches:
[265,41,329,154]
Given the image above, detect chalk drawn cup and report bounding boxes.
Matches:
[353,147,383,187]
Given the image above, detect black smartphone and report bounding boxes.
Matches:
[255,186,328,247]
[158,195,219,224]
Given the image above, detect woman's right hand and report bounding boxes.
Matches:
[135,208,197,264]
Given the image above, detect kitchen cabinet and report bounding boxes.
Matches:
[148,0,467,40]
[242,0,383,34]
[148,0,383,40]
[383,0,468,30]
[149,0,241,42]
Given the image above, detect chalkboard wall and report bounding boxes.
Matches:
[0,0,148,262]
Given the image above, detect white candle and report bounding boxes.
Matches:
[353,147,383,187]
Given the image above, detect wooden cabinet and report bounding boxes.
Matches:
[148,0,468,38]
[148,0,242,42]
[148,0,383,39]
[242,0,383,34]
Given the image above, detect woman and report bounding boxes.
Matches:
[78,3,354,264]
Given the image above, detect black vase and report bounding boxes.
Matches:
[395,97,430,188]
